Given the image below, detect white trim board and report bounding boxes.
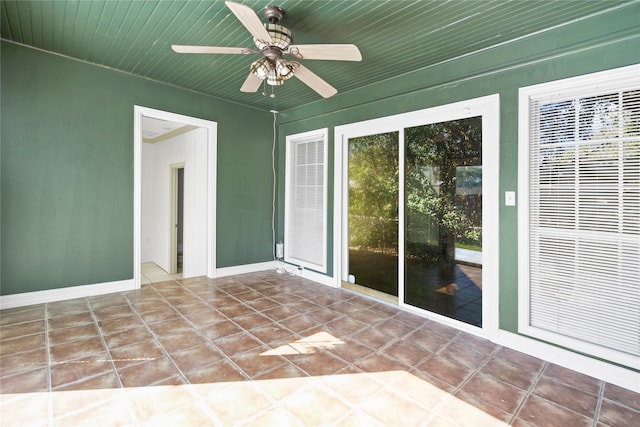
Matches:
[297,267,335,288]
[215,262,277,278]
[0,279,136,310]
[0,262,328,309]
[216,262,335,288]
[497,330,640,393]
[134,106,217,286]
[284,128,329,273]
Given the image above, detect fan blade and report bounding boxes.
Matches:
[294,64,337,98]
[240,72,263,93]
[172,45,249,55]
[225,1,273,45]
[288,44,362,61]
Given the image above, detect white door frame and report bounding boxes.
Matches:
[133,106,217,288]
[334,94,500,340]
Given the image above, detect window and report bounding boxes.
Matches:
[518,65,640,369]
[284,129,328,272]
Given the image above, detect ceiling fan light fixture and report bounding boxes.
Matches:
[266,67,285,86]
[250,58,270,79]
[275,58,295,79]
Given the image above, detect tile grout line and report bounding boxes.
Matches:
[122,286,194,384]
[372,319,443,380]
[142,279,235,425]
[172,277,323,380]
[140,277,301,411]
[120,285,229,424]
[426,339,503,420]
[272,287,445,384]
[151,279,263,380]
[508,361,548,425]
[167,277,321,422]
[294,299,443,391]
[261,287,422,422]
[46,302,140,423]
[44,303,54,427]
[85,297,140,426]
[455,342,502,391]
[592,381,606,427]
[404,329,465,384]
[87,298,126,390]
[270,294,382,379]
[198,277,384,385]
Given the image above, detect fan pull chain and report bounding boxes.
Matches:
[261,80,276,98]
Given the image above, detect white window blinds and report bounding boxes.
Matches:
[284,129,328,272]
[519,65,640,369]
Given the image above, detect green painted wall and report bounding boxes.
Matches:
[275,4,640,333]
[1,41,274,295]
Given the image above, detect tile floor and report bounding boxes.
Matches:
[1,271,639,426]
[141,262,182,285]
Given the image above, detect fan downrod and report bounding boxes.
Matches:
[264,5,284,23]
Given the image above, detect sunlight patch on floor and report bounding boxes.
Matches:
[1,371,509,426]
[260,331,345,356]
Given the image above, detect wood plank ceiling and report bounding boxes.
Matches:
[1,0,632,112]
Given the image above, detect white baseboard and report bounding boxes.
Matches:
[215,261,337,288]
[271,261,337,288]
[0,279,137,310]
[1,261,332,310]
[297,267,337,287]
[215,261,277,278]
[496,330,640,393]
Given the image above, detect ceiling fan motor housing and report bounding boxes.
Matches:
[254,24,293,50]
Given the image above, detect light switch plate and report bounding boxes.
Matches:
[505,191,516,206]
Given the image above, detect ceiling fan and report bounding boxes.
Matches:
[171,1,362,98]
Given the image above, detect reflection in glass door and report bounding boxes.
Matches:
[347,132,399,301]
[405,118,483,326]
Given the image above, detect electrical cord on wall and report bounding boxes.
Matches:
[271,110,277,262]
[270,109,302,276]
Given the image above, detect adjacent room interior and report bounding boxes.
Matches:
[1,1,639,425]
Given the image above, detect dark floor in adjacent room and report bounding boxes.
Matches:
[1,271,638,426]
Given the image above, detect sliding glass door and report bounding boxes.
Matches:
[347,132,399,300]
[337,95,499,333]
[405,118,483,326]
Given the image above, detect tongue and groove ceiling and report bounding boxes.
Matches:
[0,0,632,112]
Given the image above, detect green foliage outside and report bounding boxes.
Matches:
[349,118,483,261]
[348,132,399,255]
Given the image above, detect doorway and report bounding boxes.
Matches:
[133,106,217,288]
[335,95,499,337]
[170,164,185,276]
